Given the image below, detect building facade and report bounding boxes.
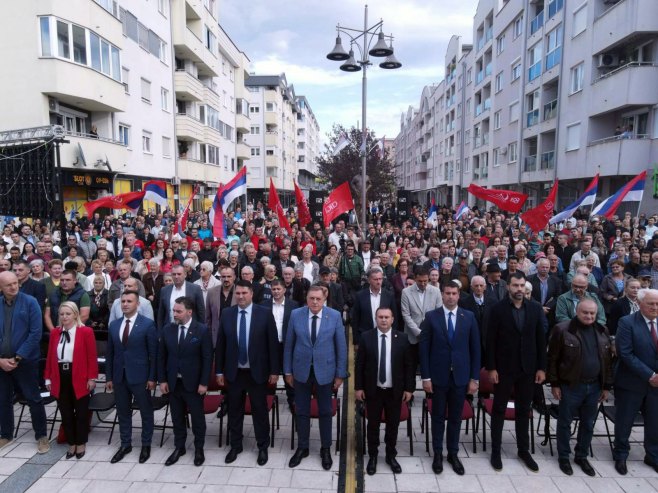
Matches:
[396,0,658,214]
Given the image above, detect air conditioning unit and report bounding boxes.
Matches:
[48,97,60,113]
[598,53,619,68]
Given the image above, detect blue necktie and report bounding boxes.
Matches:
[238,310,248,366]
[448,312,455,342]
[311,315,318,346]
[379,334,387,385]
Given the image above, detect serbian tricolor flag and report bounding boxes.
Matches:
[268,179,292,235]
[454,201,469,221]
[427,199,438,226]
[550,175,598,225]
[520,180,559,232]
[591,170,647,219]
[323,182,354,227]
[467,183,528,213]
[84,190,145,217]
[143,180,168,208]
[209,186,226,239]
[294,180,312,228]
[175,184,198,235]
[209,167,248,239]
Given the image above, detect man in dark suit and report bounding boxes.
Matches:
[319,267,344,312]
[607,279,641,336]
[260,279,299,410]
[420,281,480,476]
[351,267,398,347]
[157,265,205,329]
[613,288,658,475]
[158,296,212,467]
[106,290,158,464]
[527,258,562,326]
[142,259,164,313]
[459,275,489,363]
[356,307,414,475]
[206,266,237,346]
[273,248,295,279]
[13,261,46,312]
[485,272,547,472]
[215,280,279,466]
[484,263,507,302]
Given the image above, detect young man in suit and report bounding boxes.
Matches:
[351,267,398,347]
[106,290,158,464]
[215,280,279,466]
[284,285,348,470]
[13,260,46,312]
[485,272,547,472]
[355,307,414,475]
[420,281,480,476]
[158,296,213,467]
[613,288,658,475]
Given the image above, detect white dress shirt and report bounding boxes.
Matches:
[169,283,186,322]
[56,325,77,363]
[369,290,381,326]
[122,313,138,341]
[272,299,285,342]
[377,329,393,388]
[443,306,458,333]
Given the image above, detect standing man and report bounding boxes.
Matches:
[44,269,90,331]
[613,288,658,475]
[142,259,164,314]
[106,290,158,464]
[0,272,49,453]
[459,275,489,362]
[205,266,236,346]
[157,265,205,329]
[485,272,547,472]
[13,260,46,312]
[419,281,480,475]
[158,297,212,467]
[215,280,279,466]
[528,258,562,325]
[356,307,414,475]
[285,286,347,470]
[351,267,398,347]
[548,299,613,476]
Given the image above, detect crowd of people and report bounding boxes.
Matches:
[0,200,657,477]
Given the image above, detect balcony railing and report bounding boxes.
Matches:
[477,36,485,52]
[530,10,544,35]
[485,26,493,42]
[528,61,542,81]
[524,155,537,172]
[527,109,539,127]
[485,63,492,77]
[483,134,490,146]
[543,99,558,121]
[483,98,491,111]
[546,46,562,70]
[592,61,657,84]
[476,71,484,85]
[541,150,555,169]
[475,104,483,116]
[474,137,482,148]
[548,0,564,19]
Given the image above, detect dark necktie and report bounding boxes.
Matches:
[650,321,658,352]
[311,315,318,345]
[238,310,248,366]
[60,330,71,360]
[448,312,455,342]
[122,319,130,347]
[178,325,185,347]
[379,334,387,385]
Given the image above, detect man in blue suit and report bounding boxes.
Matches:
[613,288,658,475]
[158,296,212,467]
[420,281,480,476]
[106,290,158,464]
[215,280,279,466]
[285,285,348,470]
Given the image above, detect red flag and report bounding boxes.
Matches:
[294,180,312,227]
[84,190,146,217]
[175,184,198,235]
[520,180,559,232]
[268,178,292,235]
[467,183,528,213]
[323,181,355,228]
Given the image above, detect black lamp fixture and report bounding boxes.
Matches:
[340,49,361,72]
[369,31,393,57]
[326,34,349,61]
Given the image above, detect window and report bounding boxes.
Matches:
[158,0,167,17]
[162,137,171,157]
[141,78,151,103]
[40,17,51,56]
[90,33,101,71]
[566,123,581,151]
[508,142,518,162]
[206,106,220,131]
[72,25,87,64]
[548,0,564,18]
[251,148,260,156]
[223,90,228,108]
[224,155,228,170]
[160,87,169,111]
[118,124,130,147]
[572,5,587,37]
[512,60,522,81]
[495,72,504,92]
[570,63,584,93]
[545,26,563,70]
[266,102,275,112]
[142,131,152,153]
[496,34,505,54]
[251,125,260,135]
[528,43,542,81]
[493,148,501,167]
[138,22,149,51]
[494,110,502,129]
[57,20,69,59]
[467,69,472,84]
[204,26,217,55]
[466,98,471,115]
[122,67,129,93]
[250,105,260,114]
[513,16,523,39]
[465,130,471,144]
[464,157,470,173]
[509,101,520,122]
[207,145,219,165]
[230,68,234,82]
[527,91,540,127]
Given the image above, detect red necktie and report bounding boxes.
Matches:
[122,319,131,347]
[651,321,658,352]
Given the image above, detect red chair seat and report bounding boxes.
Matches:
[245,395,276,414]
[426,399,474,420]
[309,398,338,418]
[482,398,532,419]
[363,402,409,422]
[203,394,224,414]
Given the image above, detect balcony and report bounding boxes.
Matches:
[264,154,278,167]
[174,70,204,101]
[485,63,492,77]
[593,0,656,54]
[264,131,278,147]
[540,150,555,169]
[175,112,204,141]
[236,142,250,160]
[527,109,539,128]
[590,63,658,116]
[235,113,250,133]
[61,133,127,170]
[483,99,491,111]
[530,10,544,35]
[524,155,537,172]
[475,104,483,117]
[475,71,484,85]
[586,135,653,176]
[548,0,564,19]
[528,62,542,82]
[264,112,278,126]
[545,47,562,71]
[177,157,206,181]
[543,99,558,121]
[172,27,219,77]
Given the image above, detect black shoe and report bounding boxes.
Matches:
[110,446,132,464]
[194,448,205,467]
[386,456,402,474]
[644,456,658,473]
[139,446,151,464]
[66,450,75,460]
[225,447,243,464]
[490,453,503,471]
[432,454,443,474]
[447,454,465,475]
[518,451,538,472]
[165,448,186,466]
[288,448,309,468]
[615,459,627,475]
[574,457,595,476]
[558,458,573,476]
[320,447,332,470]
[75,449,85,460]
[366,456,377,475]
[257,448,269,466]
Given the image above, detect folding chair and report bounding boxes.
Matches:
[360,400,413,456]
[226,381,279,448]
[14,359,59,439]
[422,395,476,453]
[203,363,226,447]
[291,392,341,454]
[598,402,644,454]
[88,391,118,444]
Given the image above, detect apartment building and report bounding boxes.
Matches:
[396,0,658,213]
[295,96,321,192]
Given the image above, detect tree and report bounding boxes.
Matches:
[316,124,396,207]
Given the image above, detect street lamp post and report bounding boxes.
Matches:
[326,4,401,229]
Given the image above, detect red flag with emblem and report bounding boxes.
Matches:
[521,180,559,232]
[294,180,312,228]
[467,183,528,213]
[268,179,292,235]
[322,181,355,227]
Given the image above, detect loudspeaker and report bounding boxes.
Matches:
[397,190,410,220]
[309,190,326,224]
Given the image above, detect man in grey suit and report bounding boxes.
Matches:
[401,268,442,369]
[157,265,205,329]
[284,285,347,470]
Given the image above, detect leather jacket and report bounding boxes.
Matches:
[547,318,613,390]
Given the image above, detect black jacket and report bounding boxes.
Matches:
[351,287,398,345]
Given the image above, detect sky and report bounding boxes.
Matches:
[221,0,479,146]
